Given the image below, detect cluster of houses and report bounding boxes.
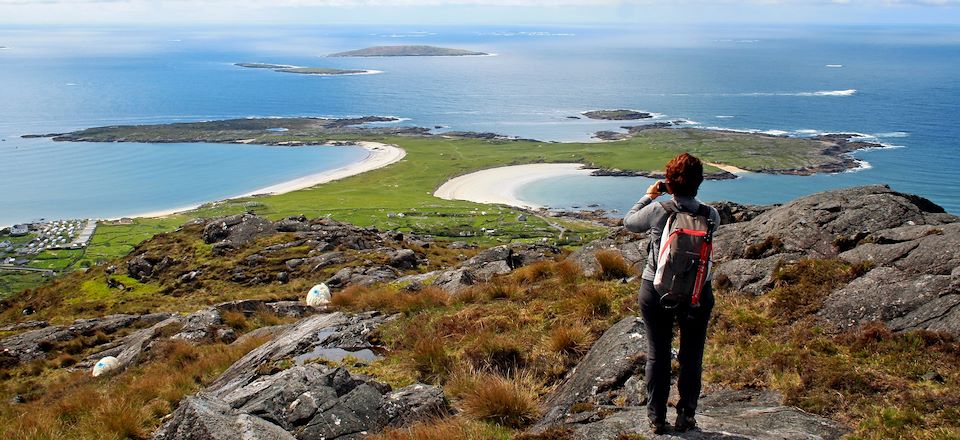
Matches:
[1,219,96,266]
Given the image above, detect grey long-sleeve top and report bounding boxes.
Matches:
[623,194,721,282]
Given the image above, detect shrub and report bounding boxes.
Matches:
[459,373,539,428]
[594,250,632,280]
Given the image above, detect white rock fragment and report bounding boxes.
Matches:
[306,283,331,307]
[92,356,119,377]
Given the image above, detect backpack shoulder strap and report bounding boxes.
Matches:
[659,200,680,214]
[695,203,712,219]
[695,203,717,237]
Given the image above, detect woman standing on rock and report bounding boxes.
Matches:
[623,153,721,434]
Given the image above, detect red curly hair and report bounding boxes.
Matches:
[665,153,704,197]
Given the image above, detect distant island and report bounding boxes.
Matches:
[329,45,488,57]
[582,109,654,120]
[235,63,375,76]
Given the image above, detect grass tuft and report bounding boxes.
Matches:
[458,372,540,428]
[594,250,633,280]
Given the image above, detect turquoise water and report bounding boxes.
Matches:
[1,24,958,224]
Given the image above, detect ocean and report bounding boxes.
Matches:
[1,24,958,225]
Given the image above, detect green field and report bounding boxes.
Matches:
[3,123,848,296]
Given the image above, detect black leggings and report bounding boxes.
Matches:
[638,278,714,423]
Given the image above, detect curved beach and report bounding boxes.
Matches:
[128,142,405,219]
[434,163,592,209]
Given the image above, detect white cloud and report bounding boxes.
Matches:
[0,0,958,4]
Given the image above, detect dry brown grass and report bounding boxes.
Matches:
[572,284,614,318]
[555,259,582,286]
[332,285,450,314]
[705,258,959,439]
[594,250,633,280]
[546,323,593,356]
[480,278,523,301]
[463,333,526,374]
[457,372,540,428]
[371,416,504,440]
[513,261,556,285]
[0,335,269,440]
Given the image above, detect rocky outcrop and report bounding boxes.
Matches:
[154,394,296,440]
[392,243,562,293]
[207,312,387,398]
[707,185,959,335]
[202,213,277,254]
[530,318,847,439]
[0,313,171,363]
[712,185,955,261]
[155,311,447,439]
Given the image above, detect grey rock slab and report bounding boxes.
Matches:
[206,313,351,399]
[819,266,960,335]
[153,394,295,440]
[532,316,647,431]
[713,185,955,262]
[566,389,847,440]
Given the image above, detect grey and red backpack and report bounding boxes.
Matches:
[653,200,716,309]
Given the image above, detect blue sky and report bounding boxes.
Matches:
[0,0,958,25]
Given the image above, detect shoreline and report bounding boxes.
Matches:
[117,141,405,221]
[433,163,592,209]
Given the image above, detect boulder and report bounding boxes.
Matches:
[201,213,277,250]
[153,394,295,440]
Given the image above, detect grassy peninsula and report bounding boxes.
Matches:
[329,45,488,57]
[3,118,869,296]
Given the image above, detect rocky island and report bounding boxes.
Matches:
[329,45,488,57]
[582,109,654,120]
[235,63,375,76]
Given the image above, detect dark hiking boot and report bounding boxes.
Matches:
[649,419,669,435]
[674,413,698,432]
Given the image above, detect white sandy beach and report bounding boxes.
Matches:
[434,163,592,209]
[704,161,750,174]
[123,141,405,220]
